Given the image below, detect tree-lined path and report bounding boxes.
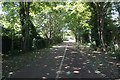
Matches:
[1,1,120,80]
[3,42,120,79]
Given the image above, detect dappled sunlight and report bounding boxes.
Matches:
[64,66,70,69]
[105,57,108,59]
[79,58,83,60]
[94,70,106,77]
[63,37,76,43]
[95,70,101,74]
[71,51,78,54]
[64,57,70,60]
[63,64,69,67]
[73,71,80,74]
[49,48,53,50]
[56,60,59,63]
[111,57,117,60]
[52,45,66,48]
[118,66,120,68]
[87,70,91,73]
[116,63,120,66]
[70,62,72,65]
[54,52,57,54]
[86,61,90,64]
[67,46,75,48]
[44,65,48,67]
[46,73,50,76]
[86,59,90,62]
[63,40,75,43]
[52,42,75,49]
[73,67,81,70]
[92,51,101,54]
[2,1,120,79]
[83,62,87,65]
[56,70,61,74]
[87,54,91,56]
[42,77,47,79]
[100,73,106,77]
[8,72,14,77]
[51,68,55,71]
[3,40,120,78]
[55,48,58,51]
[79,50,85,54]
[99,63,103,66]
[108,61,115,65]
[66,71,71,75]
[82,66,86,69]
[54,56,63,59]
[92,55,96,58]
[80,46,120,78]
[66,48,69,51]
[52,42,73,48]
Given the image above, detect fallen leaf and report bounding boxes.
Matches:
[83,62,87,65]
[9,72,13,75]
[56,71,61,74]
[95,70,101,74]
[73,71,79,74]
[99,64,103,66]
[64,66,70,69]
[88,54,91,56]
[116,63,120,66]
[42,77,47,79]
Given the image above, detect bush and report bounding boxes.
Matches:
[115,49,120,61]
[2,36,23,55]
[13,37,22,50]
[34,37,49,49]
[108,48,120,61]
[51,36,63,44]
[2,36,11,54]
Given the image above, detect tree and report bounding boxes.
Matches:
[64,2,91,43]
[2,2,21,52]
[89,2,112,52]
[19,2,38,52]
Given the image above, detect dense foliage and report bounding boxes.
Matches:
[1,2,120,58]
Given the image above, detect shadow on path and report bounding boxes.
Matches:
[2,42,120,79]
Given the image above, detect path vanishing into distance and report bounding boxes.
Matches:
[3,41,120,79]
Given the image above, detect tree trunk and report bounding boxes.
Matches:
[96,3,106,52]
[19,2,25,52]
[11,29,14,53]
[100,11,106,52]
[97,10,102,47]
[89,30,92,43]
[19,2,31,52]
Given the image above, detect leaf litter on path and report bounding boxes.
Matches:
[73,71,80,74]
[95,70,101,74]
[66,71,71,75]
